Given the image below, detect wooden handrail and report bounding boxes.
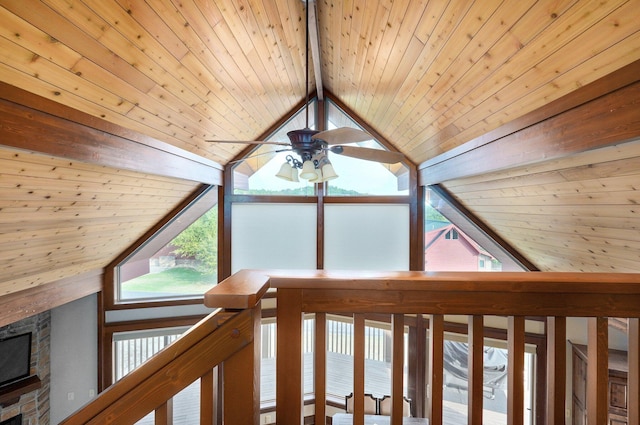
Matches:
[204,270,640,425]
[63,270,640,425]
[204,269,270,309]
[60,307,259,425]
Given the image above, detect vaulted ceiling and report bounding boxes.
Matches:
[0,0,640,307]
[2,0,638,166]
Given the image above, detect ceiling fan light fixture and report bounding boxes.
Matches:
[300,160,317,179]
[311,168,323,182]
[290,166,300,182]
[321,162,338,181]
[276,161,295,181]
[317,155,337,181]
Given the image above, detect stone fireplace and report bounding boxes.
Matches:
[0,313,50,425]
[0,414,22,425]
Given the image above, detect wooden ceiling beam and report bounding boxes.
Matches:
[419,59,640,185]
[0,83,223,185]
[307,0,324,100]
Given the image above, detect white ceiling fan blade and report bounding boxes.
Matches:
[205,139,290,146]
[330,146,405,164]
[313,127,373,145]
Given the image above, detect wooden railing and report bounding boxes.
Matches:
[205,270,640,425]
[59,270,269,424]
[62,270,640,425]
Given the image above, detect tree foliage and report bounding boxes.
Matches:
[170,208,218,274]
[425,204,447,222]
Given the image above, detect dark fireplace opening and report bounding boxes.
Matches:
[0,414,22,425]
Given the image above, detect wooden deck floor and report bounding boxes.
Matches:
[134,351,508,425]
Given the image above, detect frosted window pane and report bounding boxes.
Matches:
[232,203,317,273]
[324,204,409,270]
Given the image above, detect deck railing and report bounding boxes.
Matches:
[61,270,640,425]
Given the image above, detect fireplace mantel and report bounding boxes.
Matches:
[0,375,42,407]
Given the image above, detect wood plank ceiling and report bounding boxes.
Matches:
[0,0,640,293]
[1,0,638,165]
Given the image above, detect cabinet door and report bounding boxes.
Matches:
[573,350,587,407]
[572,398,586,425]
[609,415,627,425]
[609,376,627,411]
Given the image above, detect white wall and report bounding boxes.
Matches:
[50,294,98,425]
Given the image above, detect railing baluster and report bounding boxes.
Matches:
[75,271,640,425]
[546,316,566,425]
[507,316,525,425]
[276,289,304,424]
[587,317,609,424]
[428,314,444,425]
[154,399,173,425]
[314,313,327,425]
[411,314,427,419]
[629,318,639,425]
[200,369,214,425]
[468,315,484,425]
[391,314,404,425]
[353,313,366,425]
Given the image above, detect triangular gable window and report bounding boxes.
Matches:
[325,99,409,196]
[425,187,527,272]
[231,98,408,196]
[233,101,318,196]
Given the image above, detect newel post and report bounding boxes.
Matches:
[204,270,271,425]
[223,305,262,424]
[276,288,304,424]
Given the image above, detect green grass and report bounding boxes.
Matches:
[122,267,217,294]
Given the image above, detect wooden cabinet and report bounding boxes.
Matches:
[571,343,628,425]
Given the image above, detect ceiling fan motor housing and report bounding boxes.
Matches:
[287,128,327,165]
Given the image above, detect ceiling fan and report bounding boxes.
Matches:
[205,1,404,182]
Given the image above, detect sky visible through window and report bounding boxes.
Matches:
[245,147,406,195]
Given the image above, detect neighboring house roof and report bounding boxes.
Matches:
[425,224,493,259]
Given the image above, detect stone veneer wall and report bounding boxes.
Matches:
[0,313,51,425]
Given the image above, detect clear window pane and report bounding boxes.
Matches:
[441,336,535,425]
[325,151,410,196]
[326,100,409,196]
[118,206,218,302]
[231,98,409,196]
[325,316,408,401]
[113,328,186,381]
[235,147,318,195]
[114,328,201,425]
[233,102,317,195]
[426,187,528,271]
[260,317,314,406]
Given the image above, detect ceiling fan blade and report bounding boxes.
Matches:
[205,139,290,146]
[313,127,373,145]
[330,146,405,164]
[227,148,292,164]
